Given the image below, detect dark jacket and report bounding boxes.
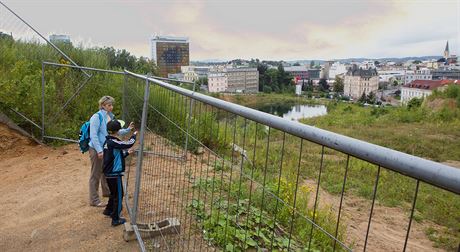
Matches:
[103,134,136,177]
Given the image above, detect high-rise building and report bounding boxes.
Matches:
[150,35,189,77]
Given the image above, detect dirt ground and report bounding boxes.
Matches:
[302,179,445,251]
[0,123,139,251]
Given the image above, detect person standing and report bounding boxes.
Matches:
[88,96,134,207]
[102,120,137,226]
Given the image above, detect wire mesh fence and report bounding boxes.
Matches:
[0,1,90,138]
[122,71,459,252]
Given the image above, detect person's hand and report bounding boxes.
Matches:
[128,122,135,130]
[97,152,103,159]
[133,131,138,136]
[128,148,135,154]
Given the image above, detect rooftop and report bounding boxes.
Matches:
[404,79,459,90]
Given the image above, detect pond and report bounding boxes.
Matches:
[257,104,327,121]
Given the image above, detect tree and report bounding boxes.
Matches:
[293,62,301,66]
[367,91,376,104]
[310,61,315,68]
[358,92,367,103]
[318,78,329,92]
[333,76,344,93]
[407,97,422,110]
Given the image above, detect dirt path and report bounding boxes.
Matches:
[0,124,139,251]
[303,179,445,251]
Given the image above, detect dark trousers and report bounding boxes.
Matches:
[105,176,124,221]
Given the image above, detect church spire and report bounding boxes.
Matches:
[444,41,449,58]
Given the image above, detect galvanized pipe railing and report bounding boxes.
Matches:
[125,70,460,195]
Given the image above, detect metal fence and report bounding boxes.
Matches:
[31,63,460,251]
[121,70,459,251]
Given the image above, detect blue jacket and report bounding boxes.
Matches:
[103,134,136,176]
[88,109,131,153]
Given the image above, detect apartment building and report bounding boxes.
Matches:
[404,69,432,84]
[208,72,228,93]
[344,66,379,99]
[225,67,259,93]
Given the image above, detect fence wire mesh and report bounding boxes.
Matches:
[122,72,459,252]
[0,2,90,139]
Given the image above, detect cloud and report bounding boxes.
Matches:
[2,0,458,60]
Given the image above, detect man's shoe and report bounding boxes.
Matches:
[103,209,112,217]
[111,218,126,226]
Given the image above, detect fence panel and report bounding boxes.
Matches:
[124,71,459,252]
[27,64,460,251]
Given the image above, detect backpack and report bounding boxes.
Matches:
[78,112,103,153]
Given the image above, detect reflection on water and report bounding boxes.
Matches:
[257,104,327,121]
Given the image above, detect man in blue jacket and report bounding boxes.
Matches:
[102,120,137,226]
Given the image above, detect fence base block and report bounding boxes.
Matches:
[123,218,181,242]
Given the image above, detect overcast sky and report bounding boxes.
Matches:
[1,0,459,61]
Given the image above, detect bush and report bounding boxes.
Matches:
[407,97,423,110]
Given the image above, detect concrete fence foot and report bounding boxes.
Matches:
[123,218,181,242]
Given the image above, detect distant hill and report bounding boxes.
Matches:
[191,56,442,65]
[287,56,441,64]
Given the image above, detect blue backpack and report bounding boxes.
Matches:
[79,112,103,153]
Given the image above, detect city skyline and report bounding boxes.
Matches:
[1,0,459,61]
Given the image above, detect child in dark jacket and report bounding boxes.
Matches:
[103,120,137,226]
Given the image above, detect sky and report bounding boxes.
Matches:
[1,0,459,61]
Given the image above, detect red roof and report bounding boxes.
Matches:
[404,79,459,90]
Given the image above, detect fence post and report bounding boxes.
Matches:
[132,74,150,225]
[183,82,196,160]
[41,62,45,141]
[122,73,127,121]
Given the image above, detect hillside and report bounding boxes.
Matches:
[0,123,138,251]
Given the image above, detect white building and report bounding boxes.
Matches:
[360,61,376,70]
[328,62,348,79]
[208,72,228,93]
[378,70,406,83]
[401,79,458,104]
[404,69,432,84]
